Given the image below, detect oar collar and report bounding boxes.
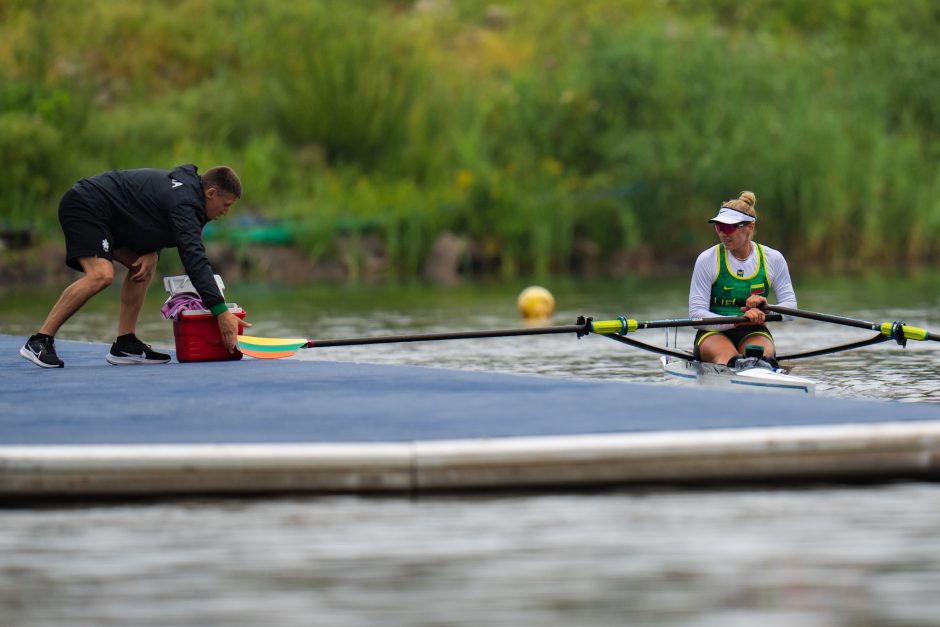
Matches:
[575,315,593,339]
[883,320,908,347]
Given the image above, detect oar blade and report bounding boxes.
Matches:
[237,335,309,360]
[239,347,300,360]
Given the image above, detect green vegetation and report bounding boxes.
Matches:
[2,0,939,276]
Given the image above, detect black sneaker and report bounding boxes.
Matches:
[20,334,65,368]
[106,334,171,365]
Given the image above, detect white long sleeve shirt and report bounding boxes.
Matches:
[689,243,797,330]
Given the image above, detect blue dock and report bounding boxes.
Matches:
[2,334,939,497]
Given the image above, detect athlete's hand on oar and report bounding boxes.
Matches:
[739,308,765,325]
[218,310,251,353]
[739,295,768,325]
[745,295,768,310]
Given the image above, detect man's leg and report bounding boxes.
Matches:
[107,249,169,365]
[113,249,157,336]
[21,256,113,368]
[38,257,114,336]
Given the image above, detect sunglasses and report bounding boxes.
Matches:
[714,222,749,235]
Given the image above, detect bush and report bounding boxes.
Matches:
[0,112,67,227]
[1,0,939,272]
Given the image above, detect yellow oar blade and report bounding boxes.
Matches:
[237,335,309,360]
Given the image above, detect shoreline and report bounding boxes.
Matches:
[4,234,938,288]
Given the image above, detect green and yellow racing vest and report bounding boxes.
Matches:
[709,244,774,316]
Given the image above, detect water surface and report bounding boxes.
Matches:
[3,485,940,626]
[2,274,940,625]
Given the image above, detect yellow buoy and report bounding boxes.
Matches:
[517,286,555,320]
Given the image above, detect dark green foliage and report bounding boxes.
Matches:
[1,0,938,271]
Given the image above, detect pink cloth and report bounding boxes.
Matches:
[161,292,207,320]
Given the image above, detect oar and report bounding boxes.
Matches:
[762,304,940,345]
[237,314,782,360]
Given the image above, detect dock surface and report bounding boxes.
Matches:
[2,335,939,497]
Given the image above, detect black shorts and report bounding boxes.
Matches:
[693,325,773,360]
[58,186,114,272]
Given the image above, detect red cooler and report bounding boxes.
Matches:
[173,306,246,363]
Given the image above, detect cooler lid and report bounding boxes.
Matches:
[163,274,226,295]
[179,303,243,317]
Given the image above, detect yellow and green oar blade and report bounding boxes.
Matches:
[237,335,311,359]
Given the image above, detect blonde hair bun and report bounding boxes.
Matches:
[738,191,757,207]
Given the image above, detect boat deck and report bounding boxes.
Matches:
[2,334,939,498]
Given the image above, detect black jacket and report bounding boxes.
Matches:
[74,164,224,310]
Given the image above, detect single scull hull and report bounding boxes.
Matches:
[661,357,816,395]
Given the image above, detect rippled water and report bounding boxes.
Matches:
[4,485,940,626]
[2,277,940,625]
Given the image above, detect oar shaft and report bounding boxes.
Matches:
[590,314,782,335]
[726,299,880,331]
[764,304,940,342]
[764,305,876,331]
[313,314,786,347]
[640,313,783,329]
[308,324,590,348]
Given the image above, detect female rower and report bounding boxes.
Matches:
[688,191,797,368]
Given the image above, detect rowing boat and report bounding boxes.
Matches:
[661,356,816,395]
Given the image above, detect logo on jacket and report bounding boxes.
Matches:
[101,238,110,253]
[171,178,183,189]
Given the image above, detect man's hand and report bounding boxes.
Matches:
[217,310,251,353]
[128,252,158,283]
